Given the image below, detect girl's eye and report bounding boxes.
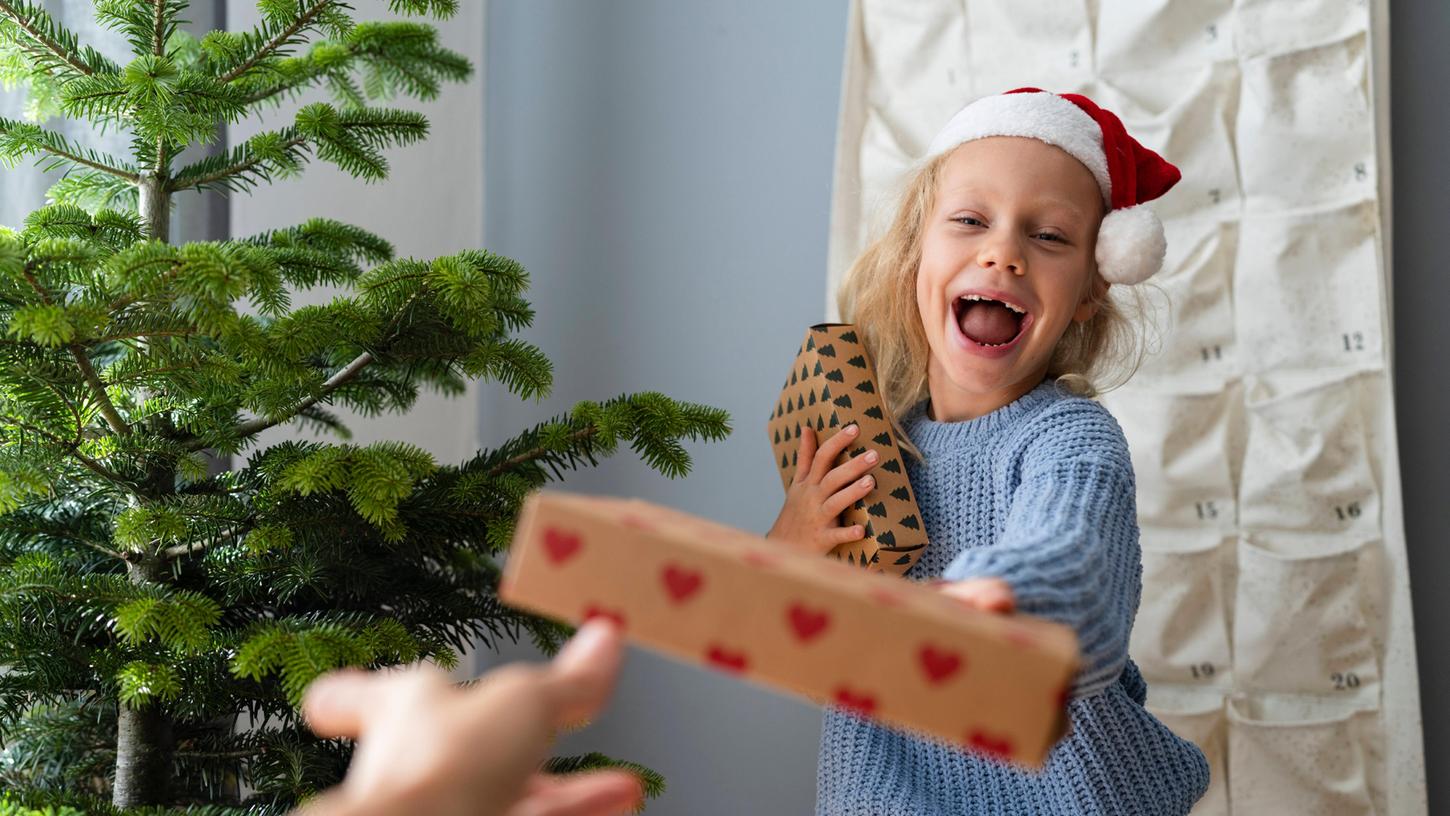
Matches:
[1035,232,1065,243]
[952,216,984,227]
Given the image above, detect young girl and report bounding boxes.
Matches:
[767,88,1211,814]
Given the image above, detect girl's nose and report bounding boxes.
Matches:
[977,235,1024,275]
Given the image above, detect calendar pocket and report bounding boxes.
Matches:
[1122,218,1237,391]
[1237,372,1380,536]
[1131,534,1233,688]
[1096,0,1232,74]
[966,0,1093,86]
[1145,696,1229,816]
[1235,34,1376,212]
[1234,200,1384,378]
[1231,0,1370,59]
[1233,200,1384,378]
[1089,64,1240,223]
[1232,536,1380,698]
[1226,694,1385,815]
[1099,389,1236,532]
[858,0,972,153]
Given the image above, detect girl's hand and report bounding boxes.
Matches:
[766,423,881,557]
[934,577,1016,614]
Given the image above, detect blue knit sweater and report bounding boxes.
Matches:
[816,377,1210,815]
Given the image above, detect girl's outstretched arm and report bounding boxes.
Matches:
[939,407,1142,701]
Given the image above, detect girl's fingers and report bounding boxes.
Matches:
[821,449,877,495]
[793,425,817,485]
[939,579,1016,614]
[822,475,873,518]
[810,424,861,485]
[829,523,866,544]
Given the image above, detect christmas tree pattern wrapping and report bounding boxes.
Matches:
[500,489,1080,769]
[767,324,928,574]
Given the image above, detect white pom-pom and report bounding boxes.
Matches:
[1095,204,1167,285]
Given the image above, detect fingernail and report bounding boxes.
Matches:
[847,424,859,435]
[860,475,873,486]
[865,450,878,463]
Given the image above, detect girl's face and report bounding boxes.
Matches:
[915,136,1107,422]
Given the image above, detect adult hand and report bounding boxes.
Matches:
[296,619,644,816]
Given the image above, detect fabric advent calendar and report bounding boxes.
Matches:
[825,1,1426,813]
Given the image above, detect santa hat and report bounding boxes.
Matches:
[924,87,1182,285]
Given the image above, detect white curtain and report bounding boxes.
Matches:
[826,1,1424,813]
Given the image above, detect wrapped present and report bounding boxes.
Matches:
[498,489,1079,769]
[768,323,928,574]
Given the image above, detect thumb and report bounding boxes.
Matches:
[542,618,626,730]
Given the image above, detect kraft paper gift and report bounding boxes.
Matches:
[767,323,928,575]
[498,489,1080,769]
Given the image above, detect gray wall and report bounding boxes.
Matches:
[480,2,1448,815]
[479,2,849,814]
[1391,0,1450,810]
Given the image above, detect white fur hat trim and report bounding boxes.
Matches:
[926,91,1113,208]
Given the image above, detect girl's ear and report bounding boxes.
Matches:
[1072,272,1109,323]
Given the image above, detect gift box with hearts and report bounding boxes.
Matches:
[498,489,1079,769]
[767,323,928,575]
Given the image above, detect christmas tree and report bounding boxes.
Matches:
[0,1,731,810]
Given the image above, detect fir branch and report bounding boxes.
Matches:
[15,264,131,436]
[0,0,97,78]
[484,426,597,480]
[0,118,140,182]
[159,525,242,562]
[218,350,374,446]
[217,0,337,84]
[167,133,306,193]
[0,414,131,487]
[68,345,128,436]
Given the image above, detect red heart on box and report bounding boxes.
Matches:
[833,686,877,716]
[706,644,749,674]
[662,564,704,603]
[582,604,627,629]
[919,645,964,685]
[787,603,831,642]
[965,729,1015,760]
[543,528,582,565]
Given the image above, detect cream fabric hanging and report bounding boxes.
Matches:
[824,2,1425,813]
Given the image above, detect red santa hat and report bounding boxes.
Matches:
[924,87,1182,286]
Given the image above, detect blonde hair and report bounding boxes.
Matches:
[835,149,1165,463]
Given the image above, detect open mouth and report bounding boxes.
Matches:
[952,294,1031,348]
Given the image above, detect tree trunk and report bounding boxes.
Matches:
[114,146,181,808]
[112,556,175,807]
[138,172,170,243]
